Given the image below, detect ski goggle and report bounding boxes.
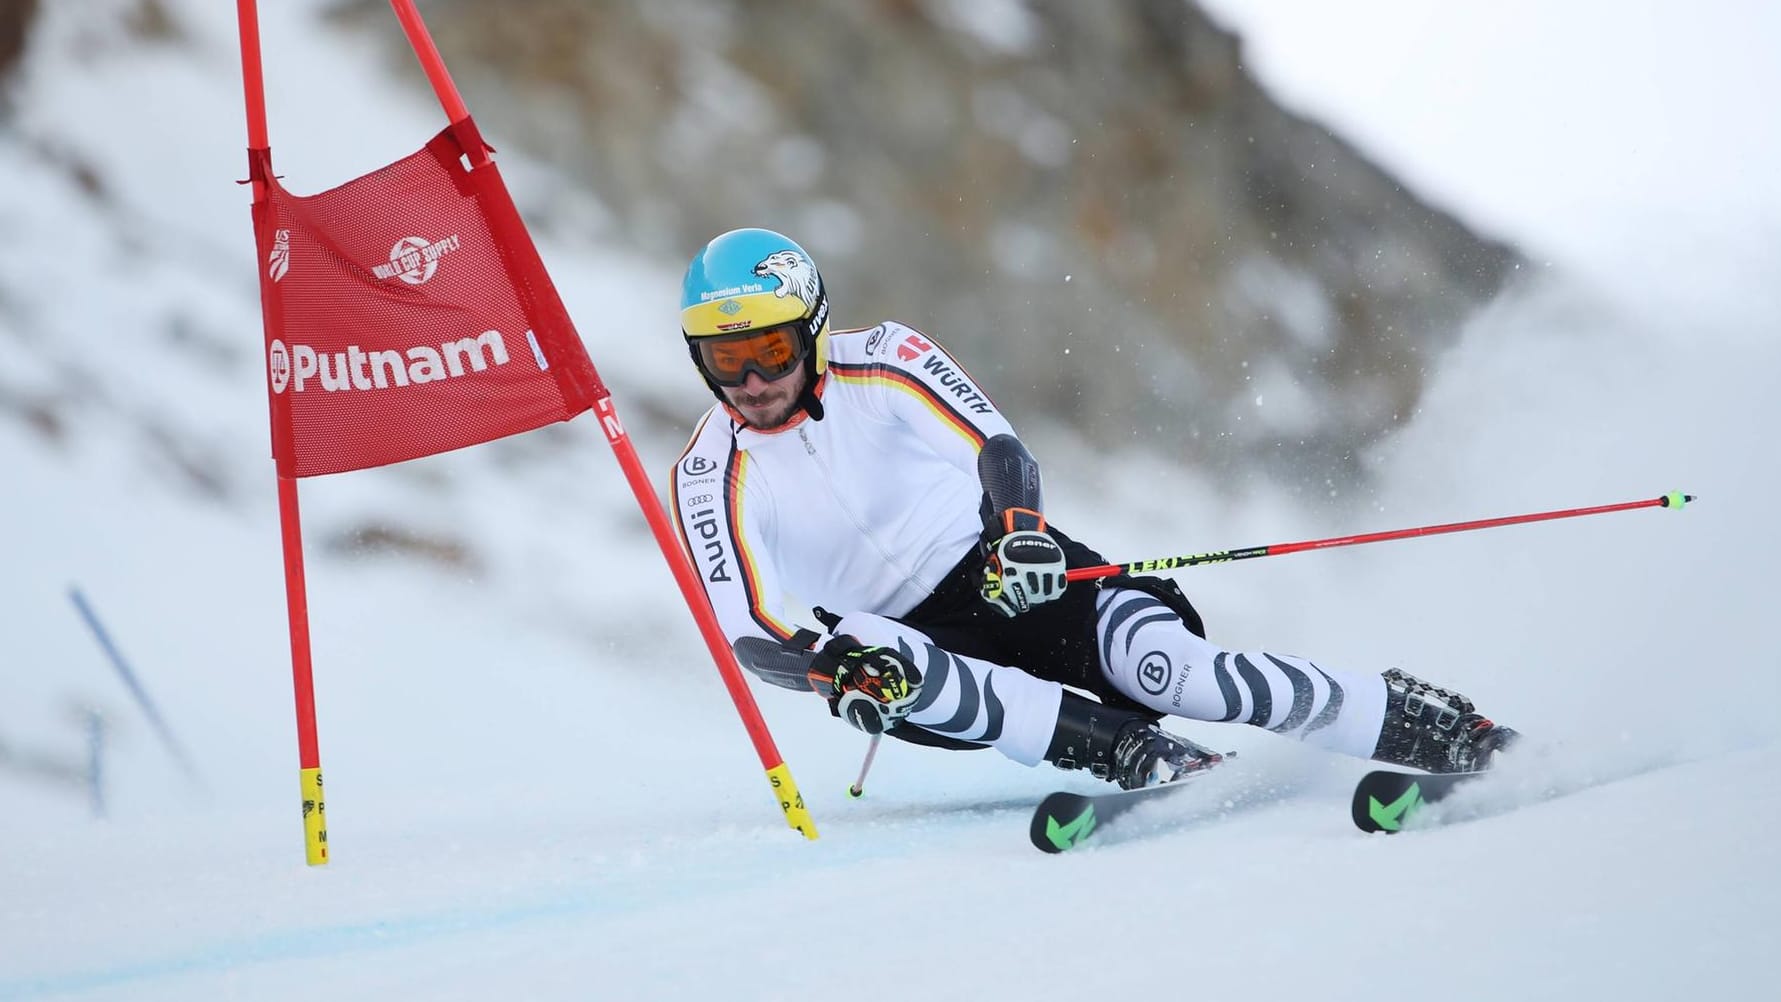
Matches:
[691,323,810,387]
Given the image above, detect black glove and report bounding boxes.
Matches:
[980,507,1068,617]
[806,637,924,734]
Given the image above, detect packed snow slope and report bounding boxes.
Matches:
[3,2,1777,1000]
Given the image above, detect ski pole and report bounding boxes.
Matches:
[68,587,204,786]
[846,733,883,799]
[1066,491,1695,582]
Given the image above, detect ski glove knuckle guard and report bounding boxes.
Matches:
[806,638,924,735]
[980,508,1068,618]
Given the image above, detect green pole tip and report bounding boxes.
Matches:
[1663,491,1691,509]
[846,785,864,799]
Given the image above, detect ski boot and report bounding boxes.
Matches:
[1045,692,1223,790]
[1371,668,1520,774]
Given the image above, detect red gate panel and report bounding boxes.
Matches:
[250,121,604,477]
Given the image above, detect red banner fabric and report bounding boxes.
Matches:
[250,120,605,478]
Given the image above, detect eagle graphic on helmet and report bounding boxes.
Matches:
[754,250,822,313]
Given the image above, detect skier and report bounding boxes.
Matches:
[670,227,1516,791]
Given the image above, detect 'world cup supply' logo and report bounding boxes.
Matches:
[268,339,291,394]
[389,236,438,285]
[372,234,463,285]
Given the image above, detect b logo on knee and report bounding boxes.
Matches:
[1137,651,1172,696]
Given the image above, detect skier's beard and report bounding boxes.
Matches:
[725,367,807,430]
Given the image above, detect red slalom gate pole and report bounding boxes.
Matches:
[589,400,816,836]
[383,0,815,838]
[389,0,470,122]
[236,0,330,866]
[1066,491,1696,582]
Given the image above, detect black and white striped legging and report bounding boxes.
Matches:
[1093,587,1389,758]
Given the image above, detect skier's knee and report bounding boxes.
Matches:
[825,610,934,651]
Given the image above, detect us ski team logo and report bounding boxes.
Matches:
[372,234,463,285]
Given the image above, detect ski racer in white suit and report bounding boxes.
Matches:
[671,228,1517,789]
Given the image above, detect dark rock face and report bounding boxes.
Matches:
[338,0,1521,481]
[1,0,38,88]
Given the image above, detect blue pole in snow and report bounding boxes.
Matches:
[85,707,107,819]
[68,586,203,786]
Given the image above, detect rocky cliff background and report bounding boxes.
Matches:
[330,0,1521,483]
[0,0,1533,631]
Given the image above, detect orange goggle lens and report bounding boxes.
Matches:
[694,324,808,386]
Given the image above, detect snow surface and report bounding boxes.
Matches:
[3,2,1777,999]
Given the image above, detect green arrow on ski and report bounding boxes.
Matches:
[1044,805,1098,851]
[1368,783,1425,832]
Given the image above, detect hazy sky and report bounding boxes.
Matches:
[1196,0,1781,281]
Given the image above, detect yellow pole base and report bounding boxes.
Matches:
[300,766,329,865]
[767,763,818,840]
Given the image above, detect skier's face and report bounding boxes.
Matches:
[721,364,808,430]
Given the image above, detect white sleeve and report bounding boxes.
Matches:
[670,427,805,648]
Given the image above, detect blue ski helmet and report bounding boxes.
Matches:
[681,228,830,415]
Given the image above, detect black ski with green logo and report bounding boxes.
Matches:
[1350,769,1488,833]
[1028,779,1208,853]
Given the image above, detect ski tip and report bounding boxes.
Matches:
[1030,792,1095,854]
[1350,769,1427,834]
